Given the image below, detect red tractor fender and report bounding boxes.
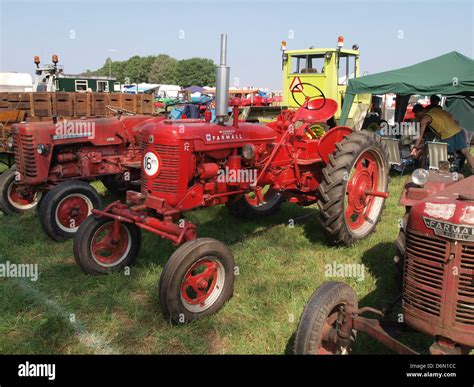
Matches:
[317,126,353,164]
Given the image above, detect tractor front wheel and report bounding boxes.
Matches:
[226,186,283,220]
[39,180,102,241]
[159,238,235,324]
[0,166,42,215]
[294,281,358,355]
[318,131,389,246]
[73,215,141,274]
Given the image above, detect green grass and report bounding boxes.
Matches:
[0,165,461,354]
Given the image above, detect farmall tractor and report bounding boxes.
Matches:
[294,165,474,355]
[73,34,389,323]
[0,112,164,241]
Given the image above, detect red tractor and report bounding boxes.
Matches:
[73,35,389,323]
[294,166,474,355]
[0,111,163,241]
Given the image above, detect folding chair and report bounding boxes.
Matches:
[380,137,415,175]
[425,141,448,170]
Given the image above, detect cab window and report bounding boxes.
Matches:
[338,55,357,85]
[291,54,325,74]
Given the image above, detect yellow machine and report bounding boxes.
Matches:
[245,36,370,128]
[281,36,370,127]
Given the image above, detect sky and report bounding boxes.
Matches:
[0,0,473,90]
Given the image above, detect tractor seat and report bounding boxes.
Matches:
[297,98,338,123]
[301,68,318,74]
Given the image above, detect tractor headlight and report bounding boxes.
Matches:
[37,144,47,155]
[242,144,255,160]
[411,168,429,187]
[6,136,14,150]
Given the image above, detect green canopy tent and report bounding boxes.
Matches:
[339,51,474,127]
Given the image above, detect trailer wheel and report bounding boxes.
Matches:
[39,180,102,241]
[294,281,358,355]
[73,215,141,274]
[318,131,389,246]
[226,186,283,220]
[0,166,42,215]
[160,238,235,324]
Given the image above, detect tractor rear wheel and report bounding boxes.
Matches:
[294,281,358,355]
[159,238,235,324]
[73,215,141,274]
[226,186,283,220]
[0,166,42,215]
[39,180,102,241]
[318,131,389,246]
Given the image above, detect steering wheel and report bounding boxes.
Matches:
[106,105,136,116]
[291,83,326,111]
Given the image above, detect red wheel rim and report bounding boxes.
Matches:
[244,186,277,207]
[180,258,224,312]
[7,182,40,209]
[55,194,93,231]
[345,150,383,233]
[316,310,349,355]
[90,222,131,266]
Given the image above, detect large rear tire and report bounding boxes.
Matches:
[39,180,102,241]
[294,281,358,355]
[318,131,389,246]
[0,166,42,215]
[159,238,235,324]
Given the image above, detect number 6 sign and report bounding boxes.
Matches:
[143,151,161,177]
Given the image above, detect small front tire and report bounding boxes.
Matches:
[159,238,235,324]
[294,281,358,355]
[73,215,141,274]
[39,180,102,241]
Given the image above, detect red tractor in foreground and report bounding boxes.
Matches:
[1,112,163,241]
[73,34,389,323]
[294,166,474,355]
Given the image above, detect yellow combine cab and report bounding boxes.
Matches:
[245,36,370,128]
[281,37,371,127]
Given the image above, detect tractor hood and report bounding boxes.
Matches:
[140,119,277,151]
[408,176,474,242]
[12,115,158,147]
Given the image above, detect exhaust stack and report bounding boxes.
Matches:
[215,34,230,125]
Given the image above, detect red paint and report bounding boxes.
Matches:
[180,259,219,306]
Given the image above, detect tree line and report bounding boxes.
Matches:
[82,54,216,87]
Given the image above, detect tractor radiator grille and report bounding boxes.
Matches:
[455,244,474,325]
[142,144,180,194]
[403,231,447,317]
[13,133,37,178]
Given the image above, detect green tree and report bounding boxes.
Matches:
[82,56,156,84]
[176,58,216,87]
[149,54,178,84]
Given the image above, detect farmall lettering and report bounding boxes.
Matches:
[205,129,244,143]
[423,217,474,242]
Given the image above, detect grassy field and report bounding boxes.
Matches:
[0,166,452,354]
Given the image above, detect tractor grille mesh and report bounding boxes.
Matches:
[456,244,474,325]
[403,231,446,317]
[13,133,37,178]
[141,144,180,194]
